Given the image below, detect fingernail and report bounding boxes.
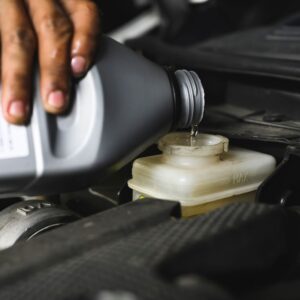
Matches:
[71,56,87,76]
[8,100,27,118]
[47,90,66,109]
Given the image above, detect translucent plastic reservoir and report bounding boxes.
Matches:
[128,132,276,217]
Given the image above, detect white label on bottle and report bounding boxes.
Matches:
[0,116,29,159]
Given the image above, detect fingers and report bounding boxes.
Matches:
[27,0,73,114]
[1,0,100,123]
[0,0,36,124]
[62,0,101,77]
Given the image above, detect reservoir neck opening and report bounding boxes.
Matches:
[158,132,229,166]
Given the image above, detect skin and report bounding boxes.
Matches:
[0,0,100,124]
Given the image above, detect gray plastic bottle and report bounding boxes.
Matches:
[0,37,205,197]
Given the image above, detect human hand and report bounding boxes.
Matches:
[0,0,100,124]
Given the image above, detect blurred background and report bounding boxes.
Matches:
[99,0,300,44]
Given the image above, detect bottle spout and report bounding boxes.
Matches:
[174,70,205,129]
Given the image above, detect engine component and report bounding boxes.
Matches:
[257,145,300,206]
[128,132,276,216]
[0,199,78,250]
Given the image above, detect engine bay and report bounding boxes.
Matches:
[1,1,300,299]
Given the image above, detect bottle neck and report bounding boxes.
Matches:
[167,69,205,130]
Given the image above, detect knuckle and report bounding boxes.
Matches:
[3,72,28,88]
[81,1,99,16]
[44,64,68,79]
[13,74,28,88]
[40,14,73,38]
[7,28,36,49]
[74,1,100,26]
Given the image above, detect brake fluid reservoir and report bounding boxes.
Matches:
[128,132,276,217]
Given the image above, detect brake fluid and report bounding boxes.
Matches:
[128,132,276,217]
[0,37,205,197]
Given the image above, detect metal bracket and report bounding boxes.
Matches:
[256,146,300,206]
